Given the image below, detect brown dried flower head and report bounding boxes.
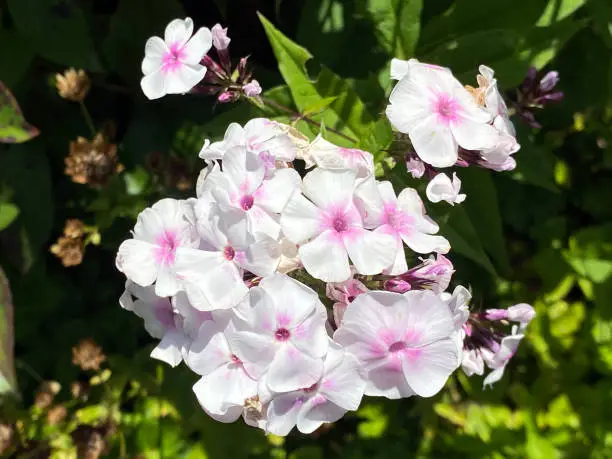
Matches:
[65,133,123,188]
[72,338,106,371]
[73,426,106,459]
[56,68,91,102]
[71,380,90,400]
[465,74,488,107]
[34,381,61,410]
[50,219,87,267]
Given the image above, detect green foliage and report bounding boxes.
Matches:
[0,0,610,457]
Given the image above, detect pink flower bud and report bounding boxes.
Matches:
[484,309,508,321]
[507,303,535,324]
[211,24,231,50]
[384,278,411,294]
[217,91,233,103]
[406,156,425,178]
[243,80,262,97]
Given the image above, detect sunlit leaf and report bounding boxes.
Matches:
[0,82,39,144]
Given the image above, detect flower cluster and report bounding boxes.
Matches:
[115,17,537,436]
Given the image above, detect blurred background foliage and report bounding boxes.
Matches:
[0,0,611,457]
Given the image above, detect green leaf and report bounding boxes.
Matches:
[0,266,16,395]
[0,203,19,231]
[258,13,374,145]
[0,82,39,144]
[536,0,586,26]
[511,125,559,193]
[0,28,35,87]
[457,168,510,274]
[562,224,612,284]
[356,117,393,163]
[366,0,423,59]
[7,0,101,69]
[437,205,497,276]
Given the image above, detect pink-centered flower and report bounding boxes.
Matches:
[119,281,211,367]
[334,290,458,399]
[116,198,199,297]
[189,312,258,423]
[482,327,524,387]
[199,118,297,164]
[386,61,498,167]
[141,18,212,100]
[263,343,366,436]
[202,145,301,238]
[175,205,280,311]
[281,168,397,282]
[230,274,329,393]
[426,172,466,206]
[355,177,450,275]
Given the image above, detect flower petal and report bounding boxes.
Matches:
[267,344,324,393]
[140,70,166,100]
[302,168,356,208]
[142,36,167,74]
[408,114,458,168]
[280,192,321,244]
[165,17,194,47]
[182,27,213,64]
[116,239,158,287]
[256,168,301,214]
[299,231,351,282]
[345,228,397,275]
[401,337,457,397]
[150,329,186,367]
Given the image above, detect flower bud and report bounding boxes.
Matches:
[539,71,559,92]
[507,303,535,324]
[243,80,262,97]
[211,24,231,50]
[217,91,234,103]
[383,278,411,293]
[483,309,508,321]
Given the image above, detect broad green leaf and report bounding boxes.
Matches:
[0,203,19,231]
[436,205,497,276]
[356,117,393,163]
[536,0,586,26]
[0,28,35,87]
[562,224,612,283]
[8,0,101,69]
[457,168,510,274]
[366,0,423,59]
[259,13,374,145]
[0,266,16,395]
[0,82,39,143]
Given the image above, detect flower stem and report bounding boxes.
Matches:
[79,101,96,136]
[259,96,358,144]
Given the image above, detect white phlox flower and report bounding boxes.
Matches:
[115,198,200,297]
[199,118,298,165]
[263,342,366,436]
[175,204,281,311]
[141,18,212,100]
[386,60,498,167]
[230,273,329,393]
[280,168,397,282]
[355,177,450,275]
[426,172,466,206]
[306,134,374,180]
[206,145,301,239]
[334,290,459,399]
[482,326,524,388]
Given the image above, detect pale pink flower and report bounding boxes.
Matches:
[188,312,258,423]
[211,23,231,50]
[264,343,366,436]
[483,327,524,387]
[199,118,297,163]
[141,18,212,100]
[355,177,450,274]
[426,172,466,206]
[334,290,458,399]
[306,134,374,179]
[386,62,498,167]
[280,168,397,282]
[230,274,329,393]
[205,146,301,238]
[175,205,280,311]
[461,349,484,376]
[243,80,262,97]
[116,198,199,297]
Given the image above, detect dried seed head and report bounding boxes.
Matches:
[56,68,91,102]
[65,133,123,188]
[51,235,84,267]
[46,405,68,425]
[72,338,106,371]
[34,381,61,409]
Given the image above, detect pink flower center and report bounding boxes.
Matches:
[154,230,179,266]
[434,93,459,124]
[332,216,349,233]
[240,195,255,210]
[383,205,414,232]
[223,245,235,261]
[230,354,242,365]
[161,43,186,74]
[389,341,407,353]
[275,328,291,341]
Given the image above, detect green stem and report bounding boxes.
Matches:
[79,100,96,136]
[258,96,358,144]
